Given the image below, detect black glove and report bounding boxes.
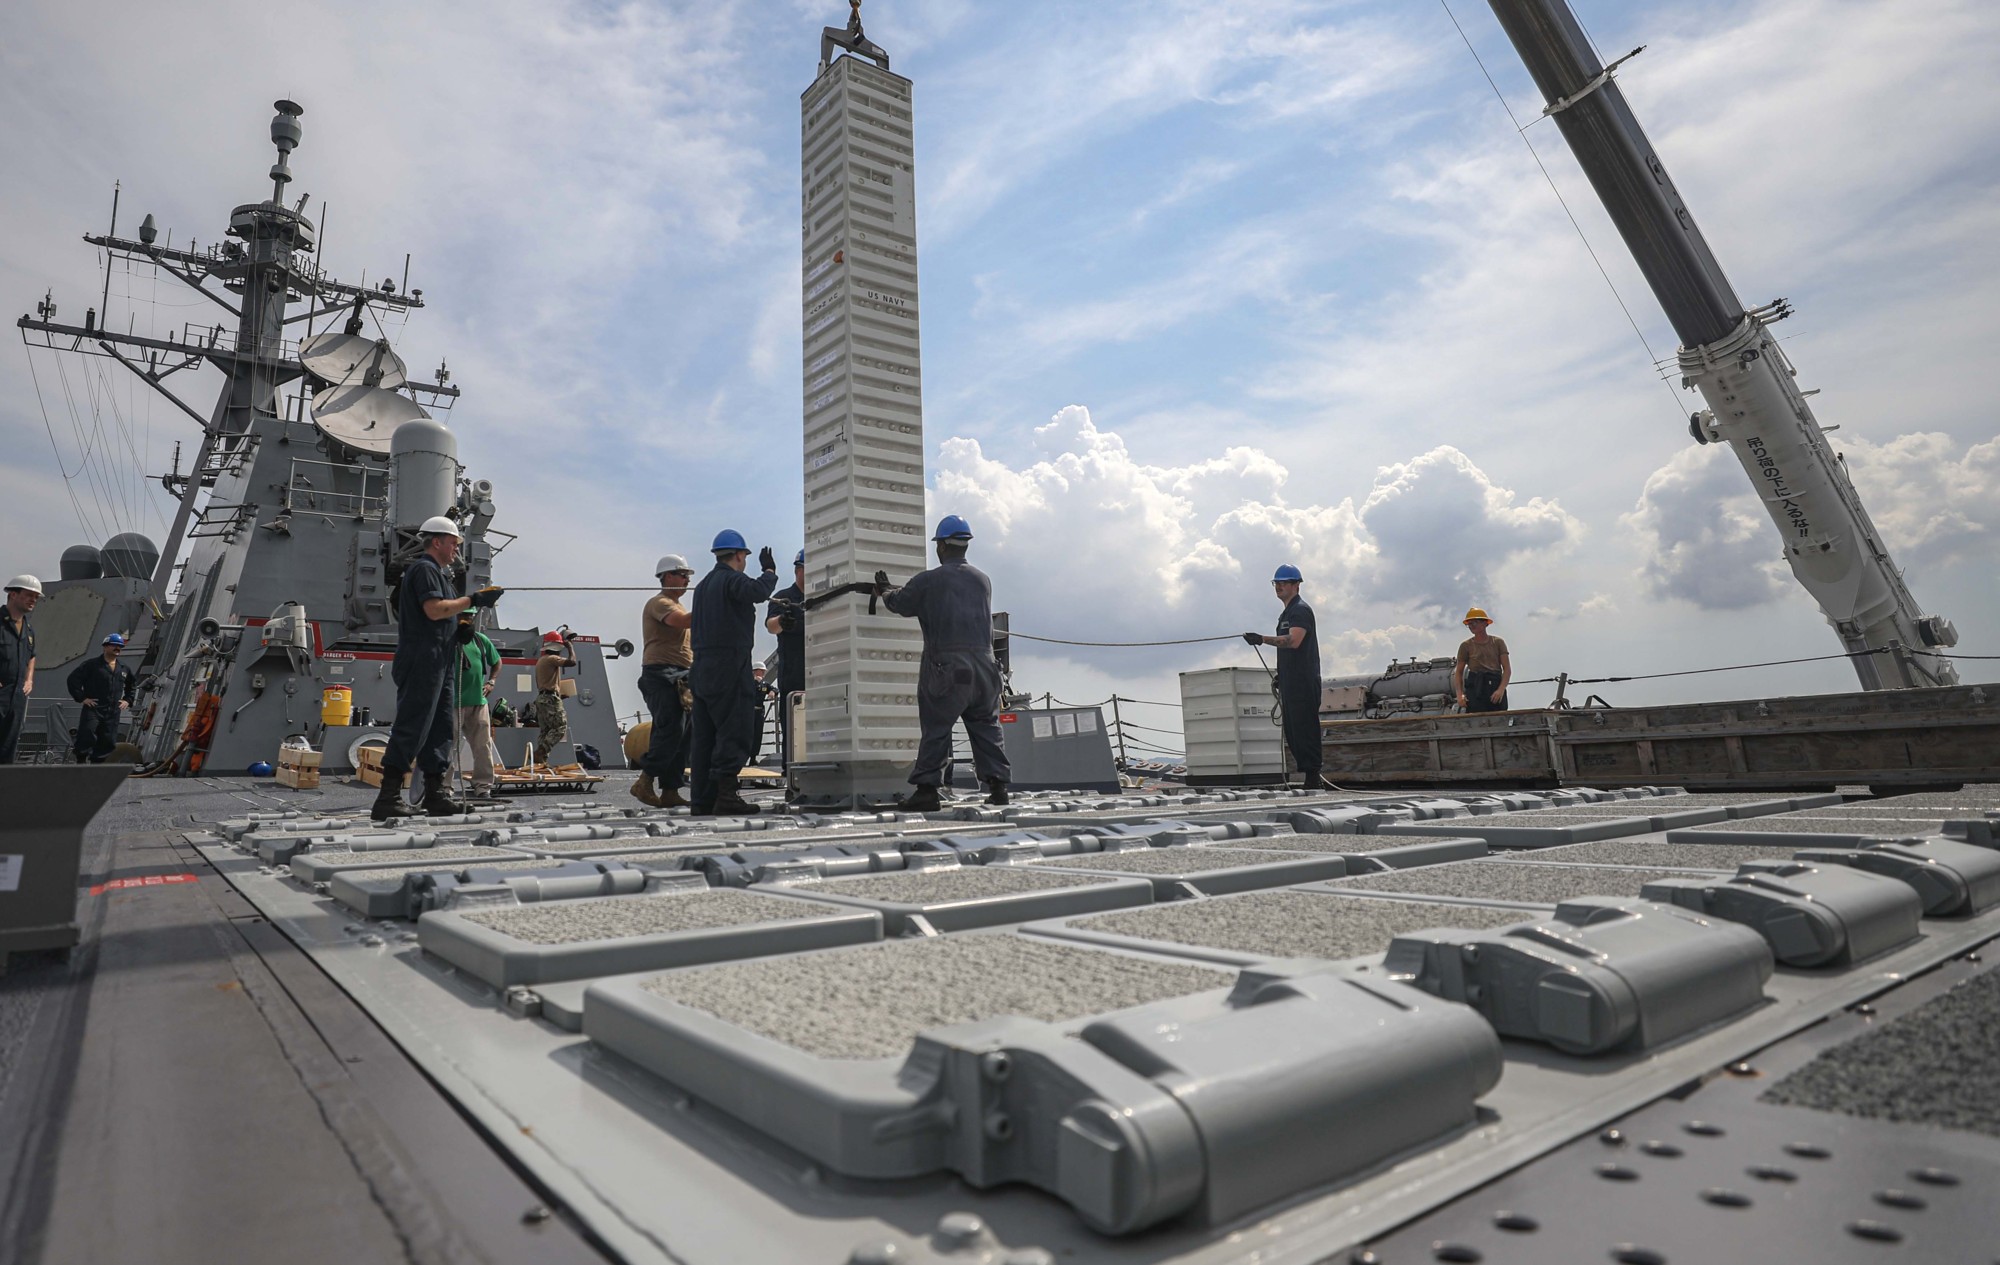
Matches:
[1242,632,1262,645]
[470,586,504,609]
[758,546,777,573]
[780,608,801,632]
[873,569,891,596]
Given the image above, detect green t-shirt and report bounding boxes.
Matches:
[457,633,500,707]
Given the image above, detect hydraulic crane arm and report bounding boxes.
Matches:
[1486,0,1958,689]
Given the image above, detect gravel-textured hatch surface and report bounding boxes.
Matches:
[1498,841,1789,871]
[340,858,558,883]
[518,836,663,853]
[1219,835,1448,855]
[1073,891,1533,960]
[580,849,738,867]
[1854,790,2000,810]
[1793,806,1966,820]
[1762,970,2000,1137]
[640,935,1233,1061]
[294,845,512,869]
[1682,817,1945,837]
[801,868,1109,903]
[463,889,836,945]
[1325,861,1705,905]
[1035,847,1318,875]
[1450,812,1655,829]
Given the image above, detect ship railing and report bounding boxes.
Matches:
[283,457,389,521]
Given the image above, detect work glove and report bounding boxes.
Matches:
[470,586,504,609]
[758,546,777,573]
[780,608,801,633]
[1242,632,1262,645]
[873,570,891,596]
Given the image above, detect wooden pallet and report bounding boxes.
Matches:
[492,762,604,795]
[276,746,322,789]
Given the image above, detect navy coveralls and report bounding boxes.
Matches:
[66,655,135,762]
[0,612,32,764]
[385,555,458,778]
[884,559,1011,789]
[1274,595,1323,777]
[767,582,805,770]
[688,561,777,809]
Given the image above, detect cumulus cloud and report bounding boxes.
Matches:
[1622,445,1789,609]
[1837,431,2000,569]
[933,405,1578,669]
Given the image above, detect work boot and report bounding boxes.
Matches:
[711,774,760,817]
[629,773,663,808]
[894,784,944,813]
[657,785,688,808]
[370,769,415,822]
[420,771,466,817]
[984,778,1009,807]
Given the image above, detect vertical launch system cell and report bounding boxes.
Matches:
[796,11,929,805]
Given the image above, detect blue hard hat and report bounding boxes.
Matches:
[711,528,748,553]
[1272,564,1303,584]
[933,514,973,541]
[247,761,275,777]
[793,549,805,567]
[102,632,127,647]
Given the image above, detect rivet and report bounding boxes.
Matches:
[1852,1003,1876,1016]
[1610,1248,1667,1265]
[980,1051,1012,1082]
[1640,1141,1683,1158]
[1599,1128,1627,1146]
[1349,1252,1382,1265]
[983,1112,1013,1141]
[1846,1220,1903,1244]
[1700,1189,1751,1208]
[1874,1190,1927,1211]
[1783,1142,1832,1160]
[1493,1211,1538,1232]
[1746,1164,1797,1183]
[1595,1163,1640,1182]
[934,1212,986,1249]
[849,1243,900,1265]
[1432,1243,1482,1263]
[1909,1167,1960,1186]
[1724,1062,1757,1077]
[1682,1121,1725,1137]
[520,1205,552,1224]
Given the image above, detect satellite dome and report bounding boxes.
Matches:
[390,416,456,459]
[100,533,161,581]
[60,544,104,581]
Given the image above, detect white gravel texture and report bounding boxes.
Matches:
[294,845,511,869]
[1326,861,1708,905]
[640,935,1232,1060]
[340,858,558,883]
[1036,847,1317,875]
[463,889,834,945]
[1684,818,1944,837]
[1497,841,1788,871]
[1074,891,1532,960]
[801,868,1108,904]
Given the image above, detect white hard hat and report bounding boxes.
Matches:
[418,515,462,539]
[4,574,43,595]
[655,554,692,576]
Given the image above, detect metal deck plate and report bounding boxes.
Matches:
[1025,846,1351,896]
[757,866,1154,934]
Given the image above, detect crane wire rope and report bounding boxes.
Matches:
[1436,0,1690,424]
[25,346,100,540]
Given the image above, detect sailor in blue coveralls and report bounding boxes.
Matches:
[688,530,778,817]
[1245,564,1330,790]
[66,632,136,762]
[879,515,1011,813]
[374,516,503,820]
[0,575,40,764]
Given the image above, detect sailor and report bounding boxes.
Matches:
[533,632,576,765]
[633,554,695,808]
[66,633,136,763]
[688,531,778,817]
[456,622,502,797]
[1244,564,1328,790]
[0,576,41,764]
[879,516,1011,811]
[374,517,502,820]
[762,548,807,774]
[1454,607,1511,713]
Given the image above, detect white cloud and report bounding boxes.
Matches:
[1837,431,2000,569]
[1622,444,1789,610]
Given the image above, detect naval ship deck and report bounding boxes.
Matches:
[4,773,1998,1264]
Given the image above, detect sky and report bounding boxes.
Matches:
[2,0,1995,756]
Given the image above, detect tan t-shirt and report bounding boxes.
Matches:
[535,650,564,691]
[642,594,692,667]
[1456,636,1508,675]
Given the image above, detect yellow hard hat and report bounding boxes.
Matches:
[1463,607,1491,625]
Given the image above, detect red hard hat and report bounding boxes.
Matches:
[542,631,564,645]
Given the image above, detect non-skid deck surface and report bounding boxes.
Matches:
[461,889,838,946]
[1034,847,1316,874]
[1495,841,1791,871]
[339,857,559,883]
[1761,971,2000,1137]
[1679,817,1947,837]
[638,935,1232,1060]
[797,868,1109,902]
[1070,892,1533,961]
[1325,862,1712,905]
[290,844,514,869]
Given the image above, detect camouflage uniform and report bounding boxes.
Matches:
[534,645,572,762]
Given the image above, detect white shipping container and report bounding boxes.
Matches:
[1178,667,1285,782]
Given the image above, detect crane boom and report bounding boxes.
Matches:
[1486,0,1959,689]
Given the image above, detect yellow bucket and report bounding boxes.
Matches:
[321,685,354,728]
